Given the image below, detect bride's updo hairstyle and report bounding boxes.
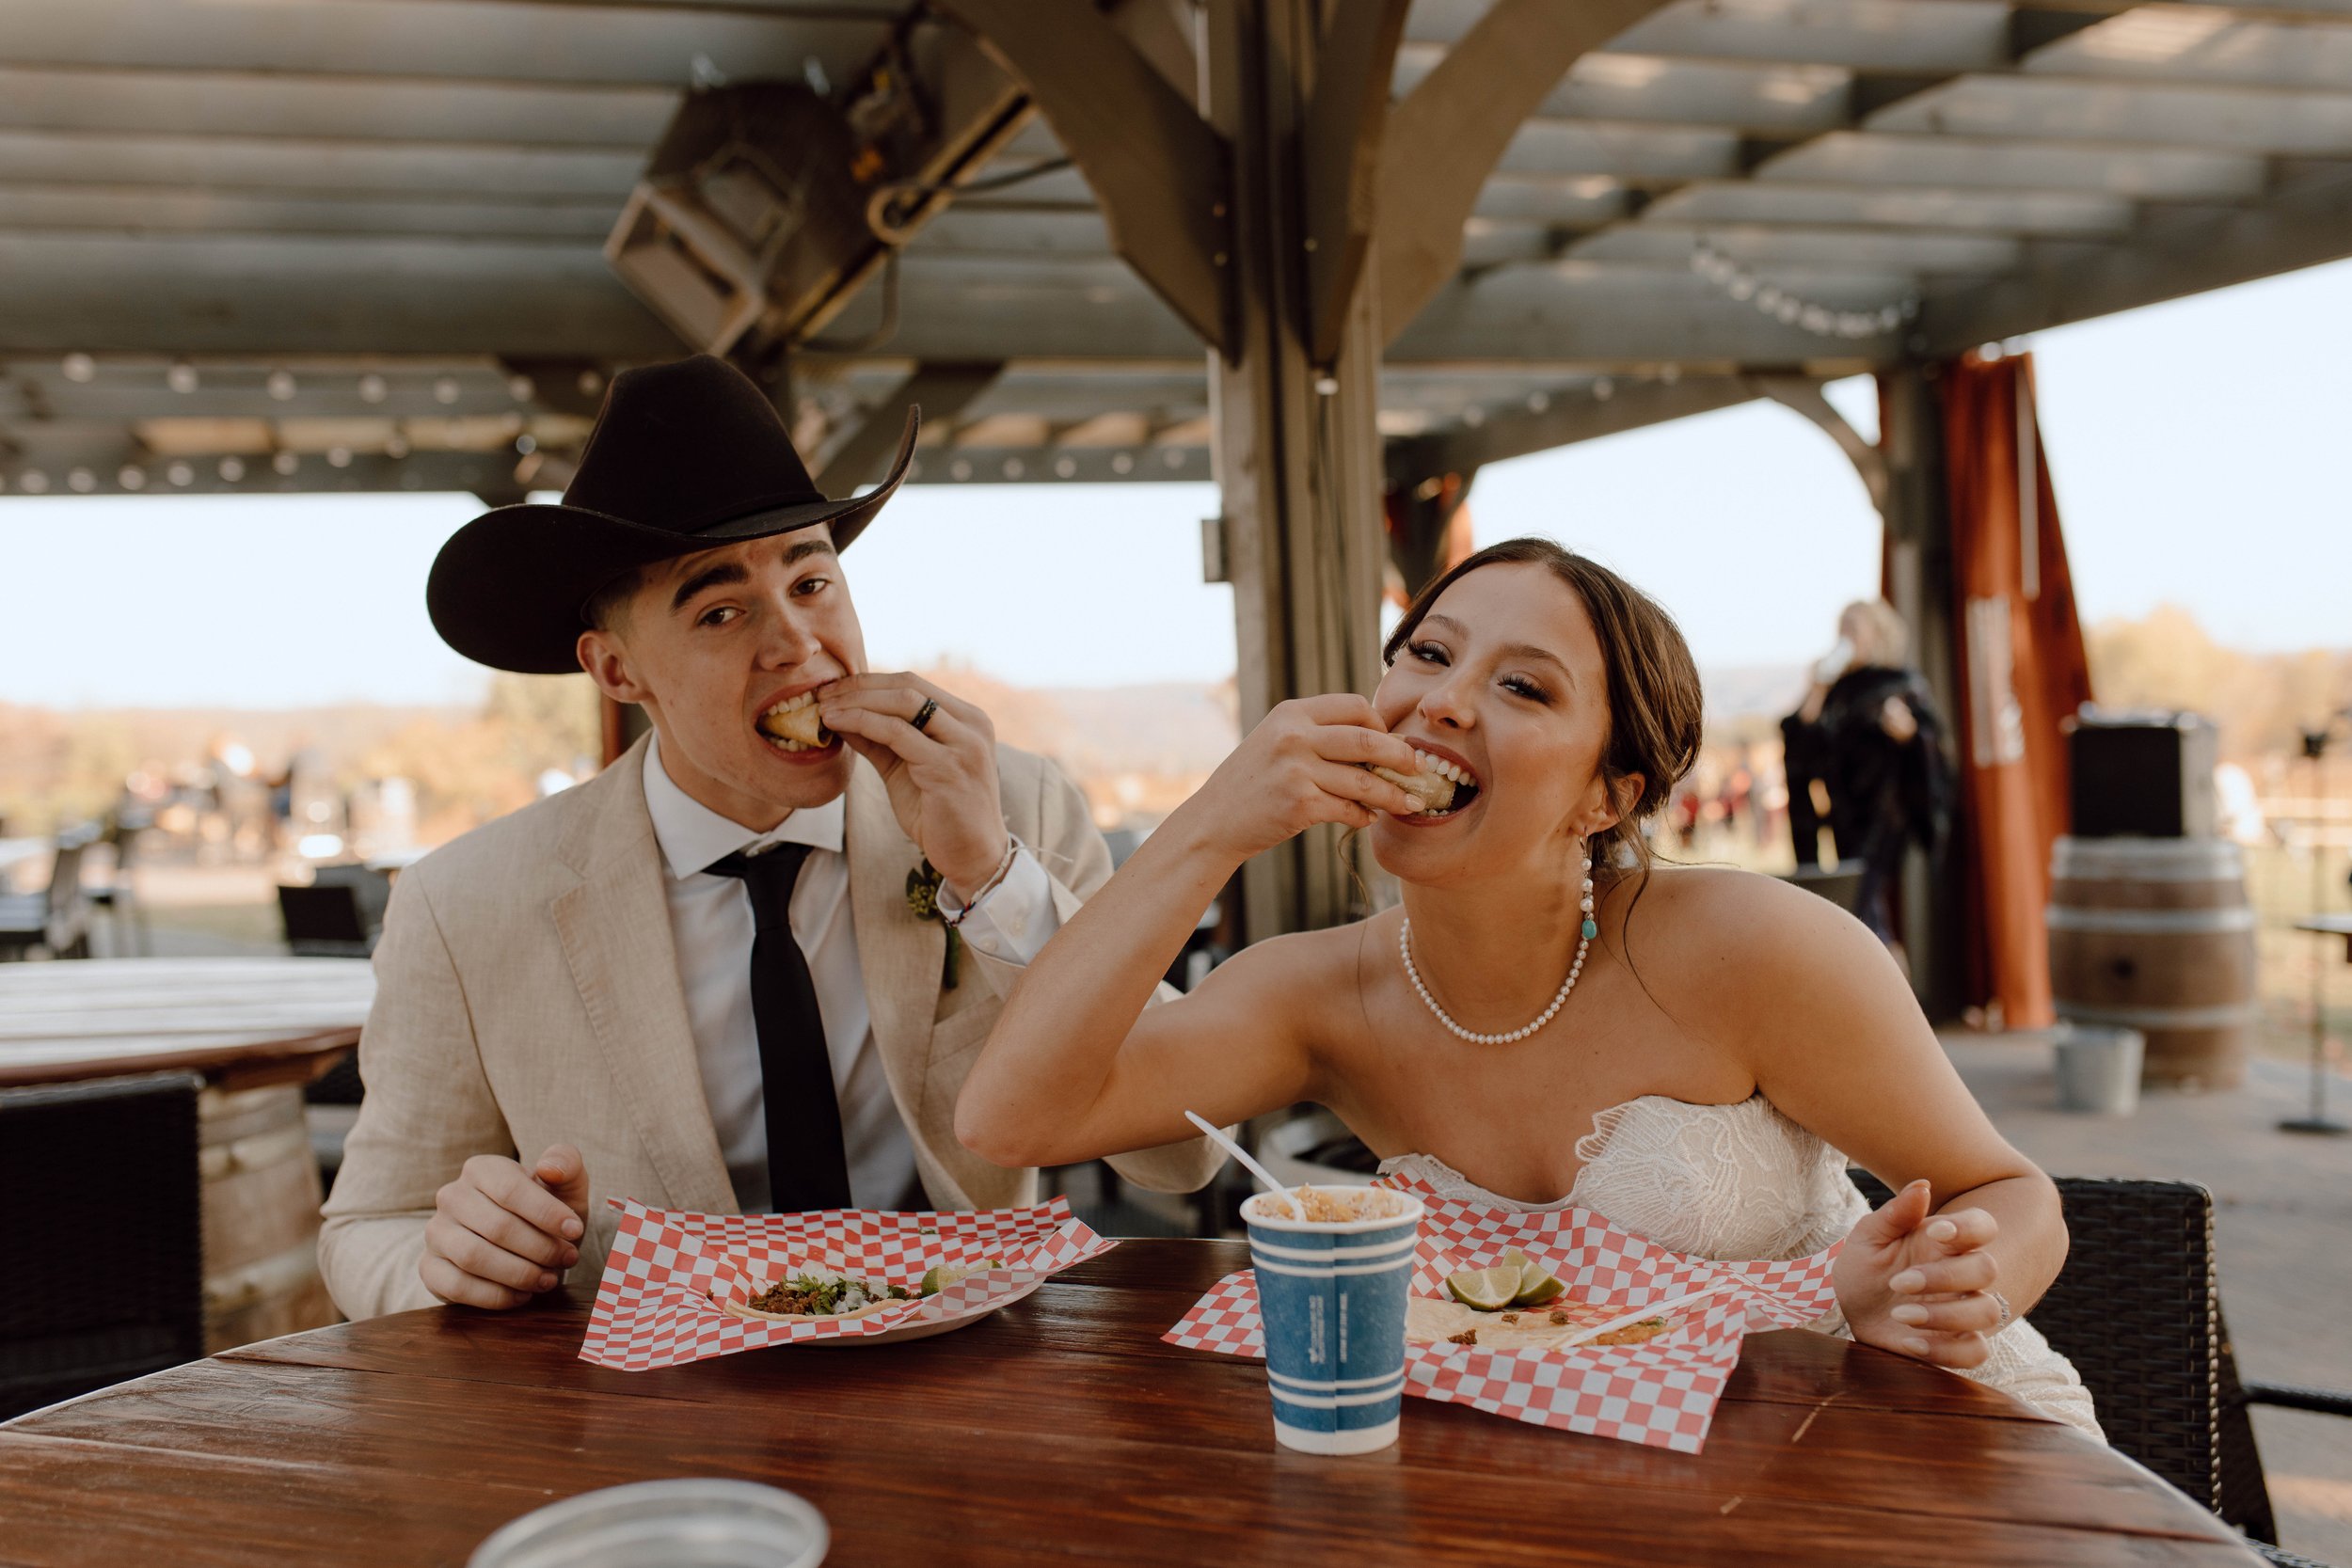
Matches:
[1382,537,1703,881]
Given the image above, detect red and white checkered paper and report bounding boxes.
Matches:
[1163,1174,1841,1453]
[580,1196,1115,1370]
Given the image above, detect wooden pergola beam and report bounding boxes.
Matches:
[1918,164,2352,357]
[1375,0,1674,347]
[931,0,1233,356]
[810,359,1003,487]
[1382,372,1756,481]
[1299,0,1412,366]
[1745,373,1888,515]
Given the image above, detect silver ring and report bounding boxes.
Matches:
[1989,1289,2013,1335]
[911,697,940,735]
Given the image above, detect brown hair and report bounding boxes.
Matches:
[1382,537,1703,881]
[582,564,647,635]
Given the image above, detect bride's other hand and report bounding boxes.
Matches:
[1835,1178,2005,1370]
[1181,694,1421,863]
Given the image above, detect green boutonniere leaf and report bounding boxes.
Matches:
[904,861,959,990]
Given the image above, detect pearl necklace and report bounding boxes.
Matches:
[1399,848,1597,1045]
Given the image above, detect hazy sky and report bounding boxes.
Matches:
[4,257,2345,709]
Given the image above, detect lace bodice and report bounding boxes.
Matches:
[1379,1094,2104,1439]
[1384,1094,1867,1262]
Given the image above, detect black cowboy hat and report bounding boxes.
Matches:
[427,354,917,674]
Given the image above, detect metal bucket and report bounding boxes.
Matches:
[2052,1022,2146,1116]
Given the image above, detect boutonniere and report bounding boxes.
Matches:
[904,861,960,990]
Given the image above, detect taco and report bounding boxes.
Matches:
[755,690,833,752]
[721,1268,916,1324]
[1405,1293,1675,1351]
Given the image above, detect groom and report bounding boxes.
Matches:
[319,356,1220,1318]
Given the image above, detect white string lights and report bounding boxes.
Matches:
[1690,241,1916,341]
[8,355,1168,495]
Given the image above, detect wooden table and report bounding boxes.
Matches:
[2297,913,2352,964]
[0,835,49,892]
[0,957,376,1349]
[0,1242,2258,1566]
[0,957,373,1089]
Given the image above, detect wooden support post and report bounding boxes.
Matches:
[1207,0,1391,941]
[1878,364,1964,1022]
[600,696,650,769]
[1382,469,1475,604]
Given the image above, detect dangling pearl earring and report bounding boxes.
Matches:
[1579,836,1598,942]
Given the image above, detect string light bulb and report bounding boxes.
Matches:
[1690,241,1915,341]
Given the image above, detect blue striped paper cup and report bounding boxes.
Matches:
[1243,1185,1425,1455]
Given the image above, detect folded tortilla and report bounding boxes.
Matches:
[1367,763,1457,813]
[1405,1293,1674,1351]
[756,704,831,748]
[721,1293,908,1325]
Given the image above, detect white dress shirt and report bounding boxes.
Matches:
[642,734,1061,1212]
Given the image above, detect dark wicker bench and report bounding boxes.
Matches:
[1851,1169,2351,1567]
[0,1073,204,1420]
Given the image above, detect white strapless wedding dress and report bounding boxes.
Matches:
[1379,1093,2103,1438]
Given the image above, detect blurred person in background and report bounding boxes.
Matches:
[1781,600,1953,955]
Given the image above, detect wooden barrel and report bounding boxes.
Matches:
[199,1083,338,1351]
[2047,836,2258,1090]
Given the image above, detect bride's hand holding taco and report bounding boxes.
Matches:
[1175,693,1423,863]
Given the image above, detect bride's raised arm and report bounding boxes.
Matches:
[955,695,1421,1170]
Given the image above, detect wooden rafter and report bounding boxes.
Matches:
[810,359,1003,487]
[1374,0,1674,348]
[1298,0,1412,365]
[930,0,1233,355]
[1746,372,1889,515]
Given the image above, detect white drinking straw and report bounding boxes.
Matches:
[1184,1110,1304,1220]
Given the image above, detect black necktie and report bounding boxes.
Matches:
[703,844,852,1212]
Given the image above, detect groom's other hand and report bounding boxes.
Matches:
[421,1144,590,1309]
[1189,694,1422,860]
[820,673,1009,897]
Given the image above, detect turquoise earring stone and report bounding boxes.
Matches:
[1581,918,1599,941]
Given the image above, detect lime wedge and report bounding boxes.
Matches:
[1511,1259,1565,1307]
[918,1259,1002,1297]
[1444,1264,1521,1311]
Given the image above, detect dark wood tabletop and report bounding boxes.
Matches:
[0,957,372,1089]
[0,1241,2257,1566]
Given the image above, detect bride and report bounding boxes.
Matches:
[957,538,2098,1435]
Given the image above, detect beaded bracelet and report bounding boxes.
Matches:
[940,837,1021,928]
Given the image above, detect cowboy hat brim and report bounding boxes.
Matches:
[427,408,917,675]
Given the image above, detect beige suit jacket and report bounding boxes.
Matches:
[319,736,1217,1320]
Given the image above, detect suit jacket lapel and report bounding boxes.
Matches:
[550,740,738,1215]
[844,759,967,1200]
